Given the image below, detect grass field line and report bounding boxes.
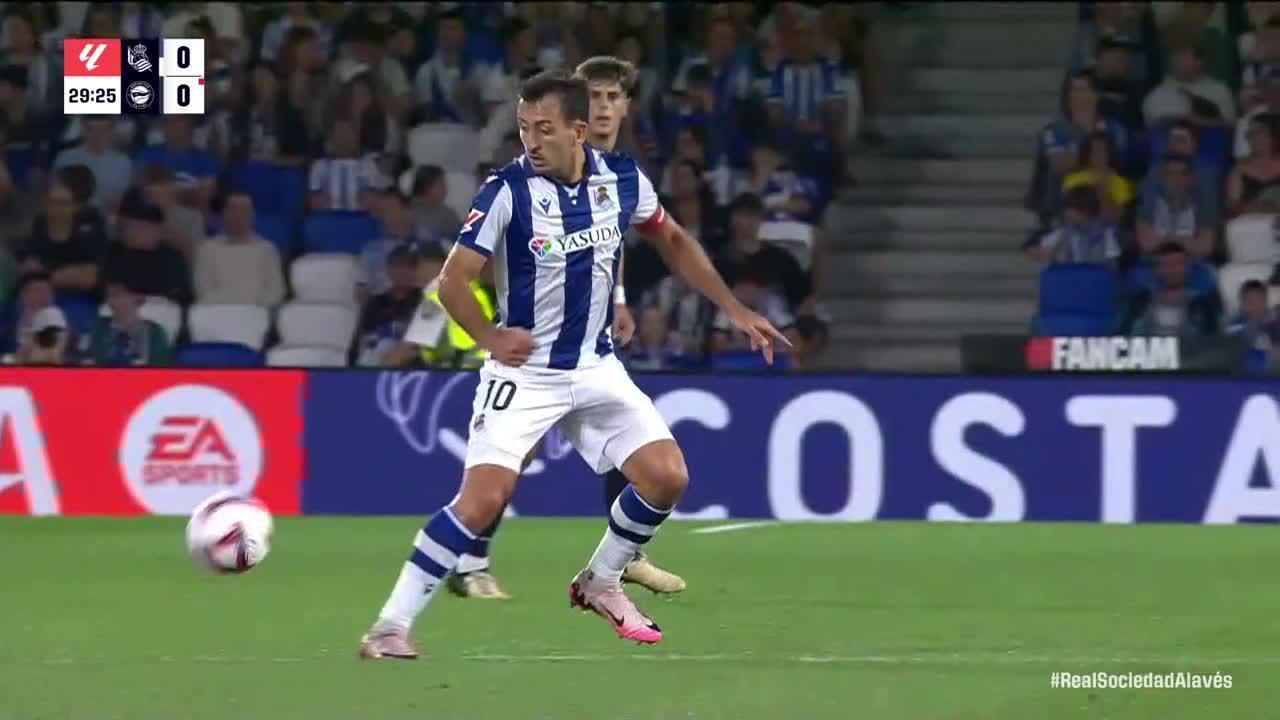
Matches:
[28,651,1280,667]
[689,521,777,535]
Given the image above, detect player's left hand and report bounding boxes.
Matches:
[726,305,793,365]
[613,303,636,346]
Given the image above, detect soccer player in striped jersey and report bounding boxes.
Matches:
[360,70,787,658]
[446,57,686,601]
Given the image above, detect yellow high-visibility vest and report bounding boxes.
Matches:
[419,280,495,368]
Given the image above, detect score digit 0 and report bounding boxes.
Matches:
[160,39,205,115]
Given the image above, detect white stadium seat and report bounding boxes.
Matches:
[1218,263,1274,316]
[276,302,357,350]
[407,122,480,174]
[445,171,479,221]
[1226,214,1279,264]
[187,303,271,350]
[139,296,183,343]
[760,219,817,271]
[290,253,359,305]
[266,345,348,367]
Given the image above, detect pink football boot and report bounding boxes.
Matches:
[569,569,663,645]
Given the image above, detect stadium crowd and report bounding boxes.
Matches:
[0,1,876,372]
[1026,0,1280,374]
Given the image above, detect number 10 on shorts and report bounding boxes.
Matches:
[161,38,204,115]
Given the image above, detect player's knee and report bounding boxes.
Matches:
[453,468,516,531]
[646,451,689,506]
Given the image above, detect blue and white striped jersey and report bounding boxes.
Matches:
[455,147,666,371]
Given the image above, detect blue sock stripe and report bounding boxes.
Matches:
[472,537,492,559]
[619,486,670,527]
[443,507,478,539]
[408,548,449,579]
[608,517,651,545]
[425,509,477,556]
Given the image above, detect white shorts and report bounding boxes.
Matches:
[463,354,673,474]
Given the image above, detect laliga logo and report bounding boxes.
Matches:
[120,385,263,515]
[375,371,573,475]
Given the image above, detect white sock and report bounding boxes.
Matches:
[455,553,490,574]
[587,527,641,585]
[376,561,441,630]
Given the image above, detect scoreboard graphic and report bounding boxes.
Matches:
[63,38,204,115]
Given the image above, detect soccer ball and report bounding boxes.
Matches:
[186,492,274,573]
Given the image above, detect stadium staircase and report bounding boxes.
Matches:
[821,2,1077,372]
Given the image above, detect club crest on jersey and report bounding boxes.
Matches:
[595,186,613,210]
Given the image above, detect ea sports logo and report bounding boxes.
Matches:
[120,385,263,514]
[126,81,153,110]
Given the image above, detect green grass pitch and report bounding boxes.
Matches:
[1,517,1274,719]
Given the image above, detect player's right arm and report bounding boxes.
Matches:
[437,175,533,366]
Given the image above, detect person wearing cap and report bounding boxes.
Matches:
[88,279,172,367]
[103,196,193,305]
[7,303,69,366]
[357,243,440,367]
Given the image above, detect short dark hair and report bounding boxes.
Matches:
[574,55,638,96]
[519,70,589,124]
[1063,185,1100,216]
[731,192,764,215]
[1241,279,1268,297]
[411,165,445,196]
[56,164,96,205]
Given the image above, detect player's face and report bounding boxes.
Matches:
[517,95,586,179]
[586,80,629,147]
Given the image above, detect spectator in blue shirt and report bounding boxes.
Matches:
[1043,71,1131,187]
[1228,280,1280,372]
[411,9,485,126]
[671,16,753,164]
[1026,185,1120,266]
[133,116,218,213]
[764,12,847,180]
[1137,154,1218,259]
[1119,241,1222,336]
[1140,119,1222,217]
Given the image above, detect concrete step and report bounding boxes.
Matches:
[833,229,1025,252]
[824,273,1038,299]
[844,182,1025,206]
[831,321,1030,343]
[881,90,1062,116]
[879,113,1048,139]
[901,67,1064,96]
[884,28,1072,70]
[829,204,1035,233]
[926,2,1076,22]
[864,134,1040,159]
[852,158,1032,186]
[827,296,1037,326]
[829,249,1032,277]
[821,339,964,373]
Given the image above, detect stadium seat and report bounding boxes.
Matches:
[55,294,98,339]
[1037,264,1118,316]
[1225,214,1278,264]
[710,350,793,371]
[276,302,357,350]
[1217,263,1274,315]
[445,171,479,220]
[1245,348,1271,375]
[266,345,347,367]
[138,296,183,343]
[176,342,264,367]
[760,219,817,271]
[187,303,271,350]
[227,162,308,219]
[302,210,379,254]
[408,123,481,173]
[290,253,359,304]
[1031,312,1115,336]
